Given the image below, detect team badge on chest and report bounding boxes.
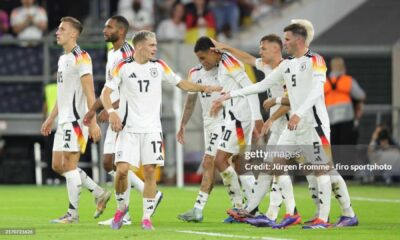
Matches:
[300,62,307,72]
[150,68,158,78]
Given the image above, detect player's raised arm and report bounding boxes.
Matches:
[211,39,256,66]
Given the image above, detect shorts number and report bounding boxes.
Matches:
[209,133,218,145]
[222,130,232,141]
[138,80,150,92]
[151,141,163,153]
[64,129,71,142]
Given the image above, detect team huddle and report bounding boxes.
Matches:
[40,15,359,230]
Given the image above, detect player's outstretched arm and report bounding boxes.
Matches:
[177,94,198,145]
[211,39,256,66]
[177,80,222,93]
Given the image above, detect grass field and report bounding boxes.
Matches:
[0,184,399,240]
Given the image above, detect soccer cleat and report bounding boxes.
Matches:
[177,208,203,223]
[226,208,252,222]
[51,212,79,224]
[111,207,129,230]
[151,191,164,217]
[94,190,112,218]
[98,213,132,226]
[141,219,154,230]
[302,218,331,229]
[304,216,330,225]
[334,216,359,227]
[272,214,302,229]
[223,215,242,223]
[246,215,275,227]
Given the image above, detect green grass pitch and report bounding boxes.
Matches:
[0,184,399,240]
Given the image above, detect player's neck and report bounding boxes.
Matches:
[112,39,125,51]
[269,56,282,69]
[134,53,149,64]
[63,41,77,53]
[293,47,309,58]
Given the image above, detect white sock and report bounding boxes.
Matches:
[64,169,82,217]
[128,170,144,193]
[239,174,255,203]
[115,176,131,211]
[330,172,355,217]
[306,174,319,217]
[220,166,244,209]
[279,175,296,215]
[78,168,103,198]
[245,174,272,212]
[143,198,156,220]
[194,191,209,211]
[266,176,282,220]
[317,174,332,222]
[108,170,115,177]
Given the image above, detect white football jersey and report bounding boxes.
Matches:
[231,50,329,129]
[188,65,224,128]
[57,45,92,124]
[254,58,288,132]
[106,42,134,103]
[218,52,261,122]
[106,58,182,133]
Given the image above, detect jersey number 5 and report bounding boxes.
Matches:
[291,74,296,87]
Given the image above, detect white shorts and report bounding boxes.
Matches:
[277,125,332,164]
[204,124,224,157]
[103,126,117,154]
[218,116,253,155]
[53,121,89,153]
[114,131,164,168]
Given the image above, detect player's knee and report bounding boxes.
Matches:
[51,161,63,174]
[115,165,129,179]
[103,154,114,172]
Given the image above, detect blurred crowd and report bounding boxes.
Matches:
[0,0,297,44]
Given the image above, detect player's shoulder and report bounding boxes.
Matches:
[119,42,135,59]
[188,64,203,76]
[220,52,243,73]
[305,50,327,69]
[113,56,135,74]
[151,58,172,72]
[72,46,91,59]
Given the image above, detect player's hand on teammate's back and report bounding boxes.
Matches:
[109,112,122,132]
[261,119,274,136]
[98,109,109,123]
[263,98,276,111]
[40,117,53,136]
[288,114,301,131]
[176,127,185,144]
[83,109,96,126]
[89,123,101,142]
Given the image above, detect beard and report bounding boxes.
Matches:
[105,34,119,43]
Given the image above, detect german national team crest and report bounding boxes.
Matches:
[300,62,307,72]
[150,68,158,77]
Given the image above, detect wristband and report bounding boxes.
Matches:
[107,108,116,114]
[275,97,282,105]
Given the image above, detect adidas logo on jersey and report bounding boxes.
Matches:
[207,146,212,152]
[63,143,69,149]
[156,155,164,161]
[220,142,226,148]
[128,72,137,78]
[284,68,290,73]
